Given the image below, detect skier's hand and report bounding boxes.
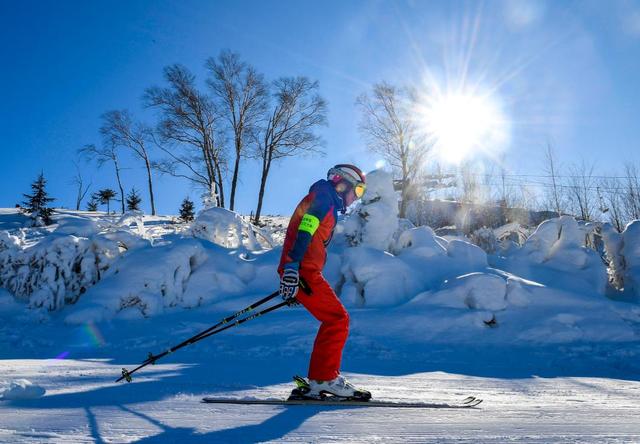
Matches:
[280,263,300,303]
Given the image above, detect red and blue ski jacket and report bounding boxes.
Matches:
[279,179,342,274]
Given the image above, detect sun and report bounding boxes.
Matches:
[420,91,509,164]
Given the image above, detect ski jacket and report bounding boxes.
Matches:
[279,179,342,274]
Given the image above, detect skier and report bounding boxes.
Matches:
[278,164,371,400]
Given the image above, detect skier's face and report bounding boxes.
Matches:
[342,185,359,207]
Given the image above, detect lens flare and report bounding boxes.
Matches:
[419,90,510,164]
[84,321,106,348]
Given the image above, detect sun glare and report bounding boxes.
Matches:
[421,92,509,164]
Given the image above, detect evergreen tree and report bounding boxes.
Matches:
[126,188,142,211]
[87,194,99,212]
[22,172,55,225]
[97,188,117,214]
[179,197,195,222]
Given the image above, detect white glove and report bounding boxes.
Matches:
[280,265,299,301]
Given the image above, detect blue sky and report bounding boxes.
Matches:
[1,0,639,215]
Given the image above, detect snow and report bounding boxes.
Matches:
[0,379,45,400]
[1,207,640,442]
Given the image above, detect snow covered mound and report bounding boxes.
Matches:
[0,379,45,400]
[426,272,508,311]
[54,216,98,237]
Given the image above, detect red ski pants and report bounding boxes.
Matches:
[296,270,349,381]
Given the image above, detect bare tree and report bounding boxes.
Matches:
[100,110,157,215]
[206,50,268,211]
[79,143,126,213]
[70,160,91,211]
[356,82,432,218]
[543,142,564,216]
[623,162,640,221]
[253,77,328,224]
[144,64,227,207]
[567,159,597,221]
[458,161,481,203]
[599,177,625,232]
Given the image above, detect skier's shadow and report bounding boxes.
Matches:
[122,404,329,443]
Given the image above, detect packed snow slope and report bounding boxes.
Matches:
[1,172,640,443]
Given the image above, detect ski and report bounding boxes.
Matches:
[201,396,483,408]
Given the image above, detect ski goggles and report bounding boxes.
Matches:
[353,182,366,198]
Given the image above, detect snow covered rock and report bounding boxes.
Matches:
[0,379,45,400]
[342,170,398,251]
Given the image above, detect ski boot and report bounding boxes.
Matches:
[288,375,372,401]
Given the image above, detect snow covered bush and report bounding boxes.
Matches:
[504,216,608,294]
[340,246,422,307]
[0,212,151,312]
[0,230,148,311]
[471,227,499,254]
[342,170,398,251]
[393,226,447,257]
[65,239,209,323]
[599,223,625,291]
[192,207,259,250]
[339,223,489,308]
[115,211,147,238]
[620,221,640,300]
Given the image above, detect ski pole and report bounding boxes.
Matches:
[187,299,292,343]
[116,289,280,383]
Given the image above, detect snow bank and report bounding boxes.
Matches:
[0,379,45,400]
